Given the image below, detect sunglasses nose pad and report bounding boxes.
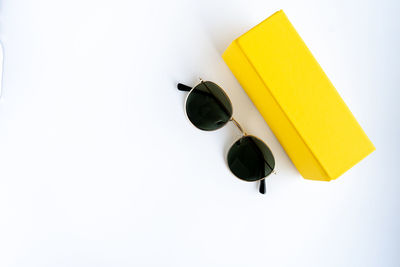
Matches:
[216,120,225,126]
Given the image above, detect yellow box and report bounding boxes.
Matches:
[222,10,375,181]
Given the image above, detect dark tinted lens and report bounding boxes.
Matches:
[227,136,275,182]
[185,81,233,131]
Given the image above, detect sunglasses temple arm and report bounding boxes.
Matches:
[259,179,266,194]
[177,83,192,91]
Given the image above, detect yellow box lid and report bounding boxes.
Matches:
[222,10,375,181]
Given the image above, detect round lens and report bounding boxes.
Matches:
[185,81,233,131]
[227,135,275,182]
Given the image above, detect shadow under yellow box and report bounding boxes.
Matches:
[222,10,375,181]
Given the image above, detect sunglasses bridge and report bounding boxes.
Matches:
[230,117,247,136]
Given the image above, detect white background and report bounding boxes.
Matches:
[0,0,399,266]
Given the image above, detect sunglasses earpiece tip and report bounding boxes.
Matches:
[177,83,192,92]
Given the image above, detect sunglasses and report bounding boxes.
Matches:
[178,79,276,194]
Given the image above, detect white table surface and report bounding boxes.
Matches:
[0,0,399,266]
